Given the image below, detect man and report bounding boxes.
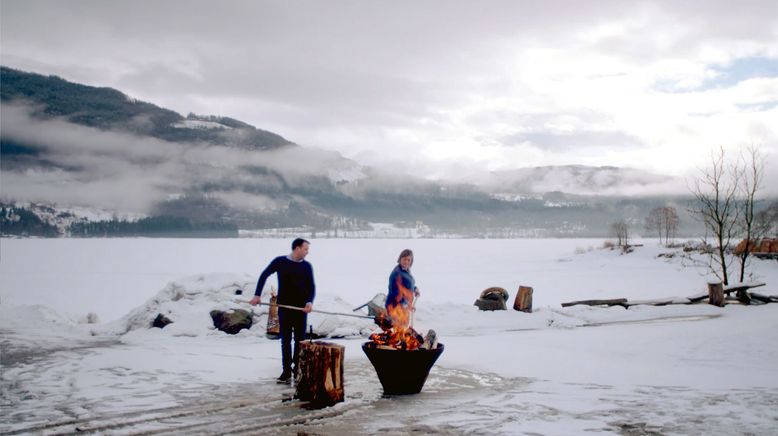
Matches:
[250,238,315,383]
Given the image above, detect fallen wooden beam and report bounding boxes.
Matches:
[723,282,766,295]
[622,298,678,308]
[561,298,628,308]
[750,292,778,303]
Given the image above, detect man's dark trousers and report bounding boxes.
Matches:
[278,308,307,374]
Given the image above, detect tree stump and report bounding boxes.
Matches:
[513,285,533,313]
[708,282,725,307]
[294,341,344,407]
[266,292,280,339]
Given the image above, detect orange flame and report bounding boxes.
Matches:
[370,276,421,350]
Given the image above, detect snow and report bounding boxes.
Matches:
[1,238,777,434]
[172,119,233,130]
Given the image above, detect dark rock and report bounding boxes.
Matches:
[152,313,173,328]
[474,298,507,311]
[480,287,509,302]
[210,309,253,334]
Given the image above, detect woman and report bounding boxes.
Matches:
[386,249,421,314]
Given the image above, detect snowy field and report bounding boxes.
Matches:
[1,238,777,435]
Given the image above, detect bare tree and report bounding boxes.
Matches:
[689,146,739,285]
[756,200,778,239]
[735,144,766,282]
[662,206,679,244]
[611,220,630,248]
[645,207,663,243]
[645,206,679,245]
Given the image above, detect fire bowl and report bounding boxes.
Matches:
[362,342,444,395]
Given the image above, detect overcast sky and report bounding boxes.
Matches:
[2,0,777,190]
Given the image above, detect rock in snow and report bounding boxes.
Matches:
[97,272,376,339]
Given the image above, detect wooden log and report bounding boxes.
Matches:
[708,282,725,307]
[561,298,627,308]
[513,285,533,313]
[421,329,438,350]
[623,298,677,307]
[750,292,778,303]
[687,292,709,303]
[723,282,765,295]
[266,290,279,339]
[294,341,345,407]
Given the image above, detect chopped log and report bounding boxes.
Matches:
[266,291,280,339]
[708,282,725,307]
[294,341,344,407]
[513,285,533,313]
[561,298,627,308]
[421,329,438,350]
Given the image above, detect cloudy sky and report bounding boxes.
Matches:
[2,0,777,191]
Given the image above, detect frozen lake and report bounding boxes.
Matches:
[2,237,777,434]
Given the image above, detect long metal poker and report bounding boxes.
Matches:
[238,300,375,320]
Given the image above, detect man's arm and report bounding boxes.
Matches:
[303,263,315,313]
[250,258,279,305]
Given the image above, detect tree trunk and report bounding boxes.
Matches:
[266,292,280,339]
[708,282,725,307]
[513,285,533,313]
[294,341,345,407]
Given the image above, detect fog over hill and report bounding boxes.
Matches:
[1,67,702,237]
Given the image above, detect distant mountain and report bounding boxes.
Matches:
[0,66,292,154]
[0,66,704,238]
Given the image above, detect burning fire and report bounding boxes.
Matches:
[370,276,422,350]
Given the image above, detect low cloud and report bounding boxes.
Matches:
[0,103,361,213]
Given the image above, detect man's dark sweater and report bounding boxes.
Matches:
[254,256,316,307]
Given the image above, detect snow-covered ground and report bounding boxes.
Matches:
[1,238,777,435]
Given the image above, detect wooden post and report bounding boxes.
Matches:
[513,285,533,313]
[708,282,725,307]
[294,341,345,407]
[266,290,280,339]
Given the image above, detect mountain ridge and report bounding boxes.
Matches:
[1,66,702,237]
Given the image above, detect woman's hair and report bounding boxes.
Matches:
[397,249,414,265]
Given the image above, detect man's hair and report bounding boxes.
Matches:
[292,238,310,250]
